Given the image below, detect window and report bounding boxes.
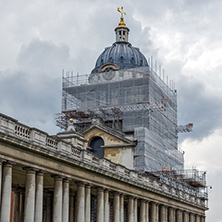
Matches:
[90,137,104,158]
[130,57,135,64]
[119,56,124,63]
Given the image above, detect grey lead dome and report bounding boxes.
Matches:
[91,41,148,73]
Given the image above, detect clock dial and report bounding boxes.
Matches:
[103,70,115,80]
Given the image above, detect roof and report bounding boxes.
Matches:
[91,41,148,73]
[82,123,136,146]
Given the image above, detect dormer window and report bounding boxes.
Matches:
[119,56,124,63]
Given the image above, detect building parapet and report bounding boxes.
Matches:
[0,113,207,208]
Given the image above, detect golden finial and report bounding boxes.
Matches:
[69,118,73,123]
[117,7,126,27]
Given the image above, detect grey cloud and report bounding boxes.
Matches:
[206,170,222,221]
[178,75,222,142]
[0,71,61,134]
[67,5,157,74]
[17,39,72,75]
[0,39,74,134]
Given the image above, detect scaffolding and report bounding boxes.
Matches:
[57,67,177,134]
[143,168,208,207]
[56,66,184,171]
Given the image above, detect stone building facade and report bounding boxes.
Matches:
[0,113,207,221]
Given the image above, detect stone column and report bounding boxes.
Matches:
[0,161,2,210]
[166,207,168,222]
[76,182,85,222]
[97,187,104,222]
[160,205,167,222]
[104,190,110,222]
[53,176,63,222]
[24,168,36,222]
[35,171,44,222]
[113,192,120,222]
[169,207,175,222]
[184,211,189,222]
[69,193,75,222]
[134,198,138,222]
[140,200,146,222]
[128,196,134,222]
[180,210,184,222]
[176,209,181,222]
[189,213,192,222]
[145,201,149,222]
[156,204,159,222]
[181,211,186,222]
[196,215,200,222]
[150,202,157,222]
[190,213,195,222]
[19,191,25,222]
[120,194,124,222]
[0,162,12,222]
[85,184,91,222]
[63,179,69,222]
[201,216,206,222]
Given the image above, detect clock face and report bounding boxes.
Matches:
[103,70,115,80]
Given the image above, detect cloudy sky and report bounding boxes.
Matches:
[0,0,221,220]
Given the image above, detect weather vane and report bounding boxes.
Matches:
[117,7,126,19]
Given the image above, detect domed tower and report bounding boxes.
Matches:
[90,7,148,81]
[60,8,182,172]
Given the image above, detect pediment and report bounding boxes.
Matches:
[82,124,135,147]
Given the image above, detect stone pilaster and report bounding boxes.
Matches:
[114,192,120,222]
[46,193,52,222]
[62,179,69,222]
[128,196,134,222]
[53,176,63,222]
[140,200,146,222]
[85,184,91,222]
[76,182,85,222]
[35,171,44,222]
[0,162,12,222]
[13,190,20,222]
[69,193,75,222]
[104,190,110,222]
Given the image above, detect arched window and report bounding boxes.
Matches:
[89,137,104,158]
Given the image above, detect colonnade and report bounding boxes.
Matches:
[0,162,206,222]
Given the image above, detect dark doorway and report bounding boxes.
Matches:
[90,137,104,158]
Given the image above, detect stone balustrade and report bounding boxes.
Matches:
[0,113,207,208]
